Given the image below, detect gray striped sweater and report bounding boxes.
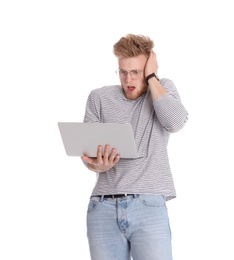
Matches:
[83,78,188,200]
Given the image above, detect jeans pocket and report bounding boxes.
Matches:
[87,197,100,213]
[138,195,166,207]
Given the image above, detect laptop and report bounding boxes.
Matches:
[57,122,138,158]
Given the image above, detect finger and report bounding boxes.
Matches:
[109,148,117,162]
[81,155,95,164]
[103,145,110,164]
[113,154,120,164]
[97,145,103,161]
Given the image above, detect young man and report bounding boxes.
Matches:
[81,34,188,260]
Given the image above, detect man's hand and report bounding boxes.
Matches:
[81,145,120,173]
[144,50,167,100]
[145,50,158,77]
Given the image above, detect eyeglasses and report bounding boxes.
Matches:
[116,69,143,80]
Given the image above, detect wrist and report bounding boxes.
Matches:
[145,73,159,85]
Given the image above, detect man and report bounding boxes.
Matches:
[81,34,188,260]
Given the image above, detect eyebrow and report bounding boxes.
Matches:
[119,68,142,71]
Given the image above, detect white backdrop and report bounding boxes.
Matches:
[1,0,234,259]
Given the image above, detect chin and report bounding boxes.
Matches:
[127,94,140,100]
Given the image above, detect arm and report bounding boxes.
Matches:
[145,50,168,101]
[145,50,188,133]
[81,91,120,172]
[153,79,188,133]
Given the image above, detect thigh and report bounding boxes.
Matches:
[87,197,130,260]
[129,195,172,260]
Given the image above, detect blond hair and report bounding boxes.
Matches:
[113,34,154,58]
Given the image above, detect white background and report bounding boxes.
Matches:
[1,0,234,259]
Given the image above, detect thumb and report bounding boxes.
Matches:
[81,155,91,163]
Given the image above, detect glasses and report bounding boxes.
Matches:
[116,69,143,80]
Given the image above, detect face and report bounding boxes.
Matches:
[118,54,148,100]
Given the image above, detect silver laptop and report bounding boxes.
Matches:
[57,122,138,158]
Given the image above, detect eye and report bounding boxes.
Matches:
[119,69,127,75]
[131,70,140,75]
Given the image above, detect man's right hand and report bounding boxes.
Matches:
[81,145,120,172]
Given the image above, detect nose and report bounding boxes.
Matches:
[125,72,133,82]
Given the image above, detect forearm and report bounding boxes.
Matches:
[148,76,168,101]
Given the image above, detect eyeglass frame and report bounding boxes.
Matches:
[115,68,144,80]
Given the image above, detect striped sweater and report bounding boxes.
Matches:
[83,78,188,200]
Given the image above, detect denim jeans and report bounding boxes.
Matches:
[87,194,172,260]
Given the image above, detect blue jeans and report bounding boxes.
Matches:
[87,194,172,260]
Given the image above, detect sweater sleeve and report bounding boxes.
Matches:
[81,90,101,169]
[83,90,101,123]
[153,78,188,133]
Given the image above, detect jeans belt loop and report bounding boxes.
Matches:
[100,195,104,202]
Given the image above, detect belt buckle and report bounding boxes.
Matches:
[112,194,127,199]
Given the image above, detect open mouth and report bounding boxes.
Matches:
[127,86,135,92]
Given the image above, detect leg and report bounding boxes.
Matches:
[87,196,131,260]
[129,195,172,260]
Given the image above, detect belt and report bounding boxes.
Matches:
[96,194,134,199]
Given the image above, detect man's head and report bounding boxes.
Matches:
[113,34,154,100]
[113,34,154,59]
